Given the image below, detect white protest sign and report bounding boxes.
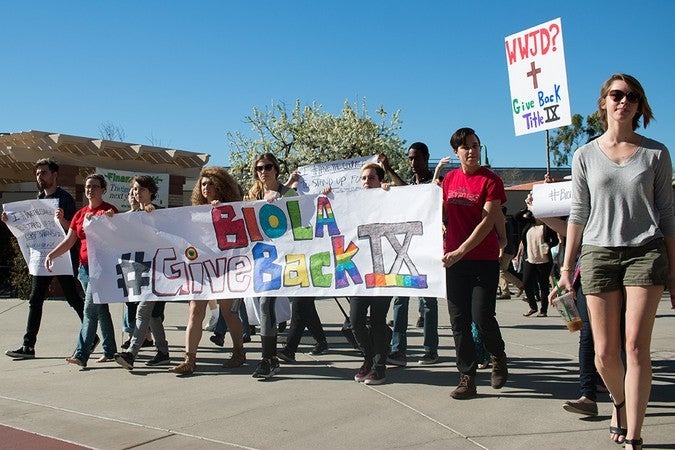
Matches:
[296,155,378,195]
[505,17,572,136]
[86,184,445,303]
[96,167,170,212]
[531,181,572,218]
[2,199,73,276]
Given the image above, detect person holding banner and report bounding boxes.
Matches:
[558,74,674,449]
[114,175,171,370]
[45,173,118,367]
[4,158,85,360]
[441,127,508,399]
[168,167,246,375]
[350,162,393,385]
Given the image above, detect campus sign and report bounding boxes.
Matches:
[505,17,572,136]
[85,184,445,303]
[96,167,170,212]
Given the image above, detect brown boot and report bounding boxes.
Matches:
[491,353,508,389]
[450,374,476,399]
[169,352,196,375]
[223,348,246,368]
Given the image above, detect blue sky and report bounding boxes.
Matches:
[2,1,673,169]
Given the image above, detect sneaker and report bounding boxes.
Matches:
[386,351,407,367]
[277,349,296,363]
[145,351,170,366]
[252,358,279,379]
[310,341,328,355]
[415,316,424,328]
[491,353,508,389]
[562,397,598,416]
[363,367,387,385]
[450,374,477,399]
[114,351,135,370]
[354,363,372,382]
[5,346,35,359]
[204,314,218,332]
[141,338,154,348]
[120,338,131,350]
[418,352,439,365]
[277,321,287,333]
[496,293,511,300]
[209,333,225,347]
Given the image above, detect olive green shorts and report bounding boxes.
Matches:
[579,238,668,294]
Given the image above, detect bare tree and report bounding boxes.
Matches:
[98,121,126,142]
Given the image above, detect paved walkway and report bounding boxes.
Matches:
[1,294,674,449]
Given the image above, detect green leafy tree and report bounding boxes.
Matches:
[548,112,604,166]
[227,99,408,190]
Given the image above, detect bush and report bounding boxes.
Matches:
[9,238,31,299]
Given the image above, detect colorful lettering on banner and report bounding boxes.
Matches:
[85,185,446,303]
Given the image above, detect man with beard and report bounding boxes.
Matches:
[3,158,85,359]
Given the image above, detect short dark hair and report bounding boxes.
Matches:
[34,158,59,173]
[450,127,480,150]
[131,175,158,201]
[408,142,429,159]
[86,173,107,190]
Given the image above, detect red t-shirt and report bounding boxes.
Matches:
[442,166,506,261]
[70,202,118,266]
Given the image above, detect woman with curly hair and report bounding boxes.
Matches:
[169,166,246,374]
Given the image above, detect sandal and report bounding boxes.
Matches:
[609,397,627,444]
[523,309,537,317]
[536,312,547,317]
[624,438,642,449]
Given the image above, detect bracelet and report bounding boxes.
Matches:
[560,266,574,272]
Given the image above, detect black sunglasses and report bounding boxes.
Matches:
[608,89,640,104]
[255,163,275,172]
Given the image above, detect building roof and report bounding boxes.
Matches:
[0,130,209,184]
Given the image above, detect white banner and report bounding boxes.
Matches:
[96,167,170,212]
[2,199,73,276]
[86,184,445,303]
[505,17,572,136]
[531,181,572,218]
[296,155,378,195]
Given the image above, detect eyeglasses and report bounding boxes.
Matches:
[608,89,640,104]
[255,163,274,172]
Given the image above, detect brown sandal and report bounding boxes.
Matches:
[523,309,537,317]
[223,349,246,368]
[169,352,196,375]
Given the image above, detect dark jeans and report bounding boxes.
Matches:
[284,297,326,354]
[523,260,552,314]
[349,296,391,369]
[576,286,599,401]
[215,299,251,339]
[446,260,505,376]
[24,274,84,348]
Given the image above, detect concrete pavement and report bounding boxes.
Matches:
[1,294,674,449]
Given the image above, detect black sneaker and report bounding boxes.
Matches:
[252,358,280,379]
[277,349,296,363]
[145,351,170,366]
[120,338,131,350]
[5,346,35,359]
[141,338,154,348]
[415,316,424,328]
[277,321,287,333]
[386,351,407,367]
[114,352,135,370]
[310,341,328,355]
[417,352,439,365]
[209,333,225,347]
[450,374,477,399]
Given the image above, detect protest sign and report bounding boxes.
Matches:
[96,167,170,211]
[86,184,445,303]
[296,155,378,194]
[2,199,73,276]
[505,17,572,136]
[531,181,572,218]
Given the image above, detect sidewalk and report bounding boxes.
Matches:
[1,294,673,449]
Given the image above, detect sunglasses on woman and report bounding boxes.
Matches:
[608,89,640,104]
[255,163,275,172]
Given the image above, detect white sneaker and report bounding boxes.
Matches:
[204,315,218,332]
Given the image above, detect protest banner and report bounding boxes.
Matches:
[96,167,170,211]
[505,17,572,136]
[2,199,73,276]
[296,155,378,195]
[86,184,445,303]
[531,180,571,218]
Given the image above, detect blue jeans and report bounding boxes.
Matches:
[214,300,250,339]
[75,265,116,363]
[390,297,438,354]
